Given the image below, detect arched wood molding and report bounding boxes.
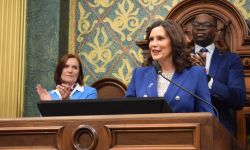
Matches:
[167,0,250,54]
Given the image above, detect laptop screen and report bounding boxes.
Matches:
[37,97,172,116]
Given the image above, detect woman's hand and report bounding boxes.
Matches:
[36,84,52,101]
[56,84,71,100]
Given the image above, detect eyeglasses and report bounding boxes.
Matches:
[192,21,215,29]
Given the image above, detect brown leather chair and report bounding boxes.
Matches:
[91,78,127,99]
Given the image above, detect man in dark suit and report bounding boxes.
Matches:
[190,13,246,135]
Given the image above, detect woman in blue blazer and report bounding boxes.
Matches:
[36,54,97,100]
[126,20,215,115]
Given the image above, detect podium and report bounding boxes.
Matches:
[0,113,241,150]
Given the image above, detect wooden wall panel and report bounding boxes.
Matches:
[0,126,63,149]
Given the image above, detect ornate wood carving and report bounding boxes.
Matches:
[237,107,250,150]
[71,125,98,150]
[0,126,63,149]
[166,0,250,53]
[0,113,241,150]
[105,123,200,149]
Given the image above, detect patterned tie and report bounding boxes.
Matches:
[199,48,208,53]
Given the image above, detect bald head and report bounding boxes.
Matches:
[192,13,217,47]
[194,14,217,27]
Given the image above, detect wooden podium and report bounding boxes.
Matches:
[0,113,241,150]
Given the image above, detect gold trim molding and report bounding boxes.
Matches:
[68,0,76,54]
[0,0,26,117]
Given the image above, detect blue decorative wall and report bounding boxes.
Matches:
[73,0,250,86]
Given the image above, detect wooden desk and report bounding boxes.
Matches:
[0,113,241,150]
[237,107,250,150]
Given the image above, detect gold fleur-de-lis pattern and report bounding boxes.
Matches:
[77,2,98,43]
[112,59,133,85]
[79,27,122,73]
[104,0,147,42]
[89,0,115,14]
[74,0,250,86]
[138,0,165,11]
[234,0,250,18]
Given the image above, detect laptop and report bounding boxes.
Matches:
[37,97,172,116]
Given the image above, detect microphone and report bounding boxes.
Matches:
[152,61,219,119]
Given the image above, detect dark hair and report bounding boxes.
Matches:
[54,54,84,86]
[145,20,192,72]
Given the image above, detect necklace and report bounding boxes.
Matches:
[162,72,174,79]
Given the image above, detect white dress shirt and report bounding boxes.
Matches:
[51,83,84,100]
[194,43,215,89]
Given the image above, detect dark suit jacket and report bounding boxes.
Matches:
[208,49,246,134]
[125,66,215,115]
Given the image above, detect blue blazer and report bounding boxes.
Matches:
[126,66,215,115]
[208,49,246,134]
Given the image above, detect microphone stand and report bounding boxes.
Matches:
[157,70,219,120]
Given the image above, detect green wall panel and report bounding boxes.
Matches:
[24,0,60,116]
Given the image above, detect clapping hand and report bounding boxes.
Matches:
[56,84,71,100]
[190,52,206,66]
[36,84,52,101]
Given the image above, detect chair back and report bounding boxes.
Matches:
[92,78,127,99]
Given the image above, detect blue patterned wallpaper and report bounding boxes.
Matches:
[74,0,250,86]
